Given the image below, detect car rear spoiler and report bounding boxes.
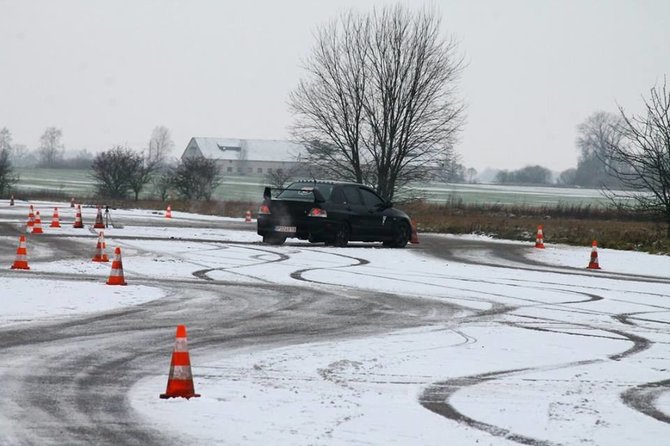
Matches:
[263,186,325,203]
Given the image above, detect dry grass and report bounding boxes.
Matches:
[402,201,670,254]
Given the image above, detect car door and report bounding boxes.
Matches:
[358,187,389,239]
[341,185,367,239]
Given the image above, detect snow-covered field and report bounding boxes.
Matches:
[2,199,669,445]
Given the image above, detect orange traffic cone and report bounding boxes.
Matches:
[92,232,109,262]
[245,210,252,223]
[9,195,14,206]
[535,225,545,249]
[50,207,61,228]
[410,219,420,244]
[160,325,201,399]
[93,207,105,229]
[587,240,601,270]
[73,204,84,228]
[165,205,172,219]
[11,235,30,270]
[31,211,44,234]
[27,205,35,228]
[106,247,127,285]
[70,197,75,208]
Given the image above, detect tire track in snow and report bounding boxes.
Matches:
[192,245,290,283]
[622,379,670,424]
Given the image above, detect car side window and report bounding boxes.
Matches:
[359,188,384,208]
[330,187,345,204]
[343,186,362,205]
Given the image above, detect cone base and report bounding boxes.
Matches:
[106,279,127,285]
[73,224,84,228]
[587,264,601,270]
[93,224,105,228]
[93,257,110,262]
[160,393,201,399]
[50,224,61,228]
[11,263,30,270]
[535,244,545,249]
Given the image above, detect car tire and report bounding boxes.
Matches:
[333,222,350,247]
[263,234,287,246]
[384,220,410,248]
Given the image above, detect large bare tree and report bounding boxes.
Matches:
[289,6,465,200]
[604,79,670,236]
[38,127,64,167]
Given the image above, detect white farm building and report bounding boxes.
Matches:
[181,137,307,176]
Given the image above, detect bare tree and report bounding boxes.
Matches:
[38,127,64,167]
[90,146,143,199]
[557,168,577,186]
[439,144,464,182]
[0,147,18,196]
[574,112,625,188]
[290,5,465,200]
[128,155,160,201]
[604,79,670,236]
[147,126,174,166]
[152,171,174,201]
[264,168,294,190]
[0,127,11,153]
[263,162,314,190]
[466,167,478,184]
[171,157,221,200]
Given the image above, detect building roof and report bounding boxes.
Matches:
[186,137,306,162]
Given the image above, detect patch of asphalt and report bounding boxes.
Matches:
[418,234,670,286]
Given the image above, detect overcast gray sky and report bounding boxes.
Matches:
[1,0,669,172]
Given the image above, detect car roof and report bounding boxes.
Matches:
[290,179,369,188]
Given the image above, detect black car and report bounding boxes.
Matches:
[257,180,414,247]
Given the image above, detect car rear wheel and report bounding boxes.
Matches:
[384,220,410,248]
[333,222,350,247]
[263,234,287,245]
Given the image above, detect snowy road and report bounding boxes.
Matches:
[1,200,669,445]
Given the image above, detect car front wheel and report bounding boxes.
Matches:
[384,221,410,248]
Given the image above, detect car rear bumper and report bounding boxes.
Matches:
[257,216,339,240]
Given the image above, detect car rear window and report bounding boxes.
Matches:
[277,182,334,201]
[343,186,362,205]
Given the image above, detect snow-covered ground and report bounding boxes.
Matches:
[2,199,670,445]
